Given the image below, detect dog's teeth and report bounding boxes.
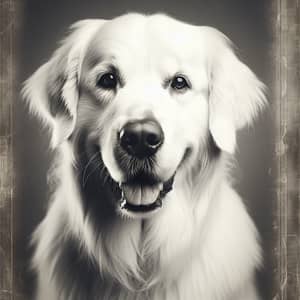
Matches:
[119,185,126,209]
[158,183,163,191]
[119,129,125,140]
[120,198,126,209]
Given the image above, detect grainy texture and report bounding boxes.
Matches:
[273,0,300,299]
[0,0,299,299]
[0,1,16,300]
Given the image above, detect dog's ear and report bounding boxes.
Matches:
[207,29,266,154]
[22,19,106,148]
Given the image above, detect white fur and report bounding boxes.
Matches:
[23,13,266,300]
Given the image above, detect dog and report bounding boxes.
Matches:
[22,13,266,300]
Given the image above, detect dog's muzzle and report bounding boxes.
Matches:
[113,118,174,214]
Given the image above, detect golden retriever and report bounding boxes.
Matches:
[23,13,266,300]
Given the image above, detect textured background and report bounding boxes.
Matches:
[14,0,275,298]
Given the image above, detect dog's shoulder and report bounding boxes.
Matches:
[202,182,262,289]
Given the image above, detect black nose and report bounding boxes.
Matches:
[119,119,164,158]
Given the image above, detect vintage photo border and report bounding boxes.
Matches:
[1,0,17,299]
[271,0,300,299]
[0,0,299,299]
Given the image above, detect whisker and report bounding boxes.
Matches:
[82,162,102,187]
[82,152,100,186]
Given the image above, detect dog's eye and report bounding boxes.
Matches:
[170,76,190,90]
[97,73,118,90]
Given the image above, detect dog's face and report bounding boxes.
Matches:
[23,14,266,219]
[78,15,211,217]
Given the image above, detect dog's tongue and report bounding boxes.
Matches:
[122,184,161,206]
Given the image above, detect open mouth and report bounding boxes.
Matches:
[117,175,175,213]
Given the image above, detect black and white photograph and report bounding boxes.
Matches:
[0,0,299,299]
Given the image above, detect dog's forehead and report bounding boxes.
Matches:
[85,14,205,65]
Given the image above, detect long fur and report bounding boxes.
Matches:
[23,13,266,300]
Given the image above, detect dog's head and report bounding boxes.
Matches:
[23,14,266,218]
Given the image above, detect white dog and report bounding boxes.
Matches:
[23,13,266,300]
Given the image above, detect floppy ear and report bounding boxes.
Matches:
[22,19,106,148]
[207,30,266,154]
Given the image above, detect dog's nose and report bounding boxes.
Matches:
[119,119,164,158]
